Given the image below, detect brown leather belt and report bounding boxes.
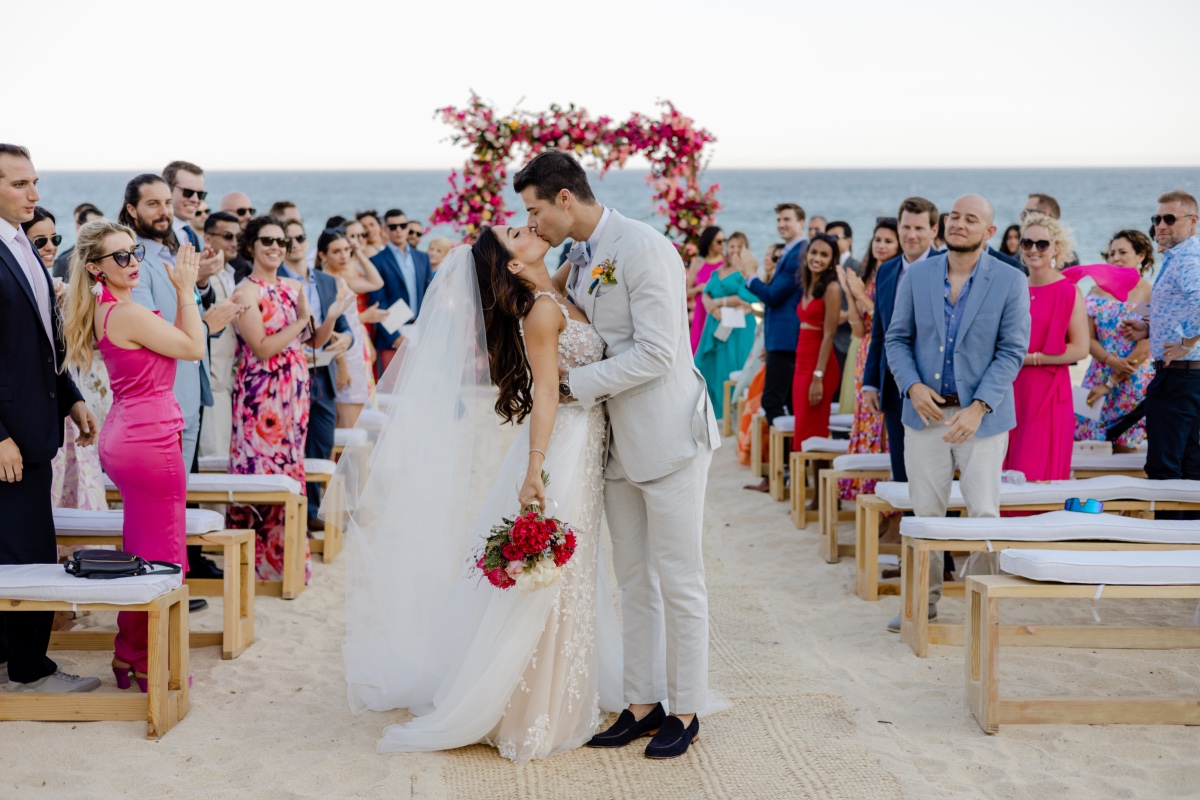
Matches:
[1153,360,1200,371]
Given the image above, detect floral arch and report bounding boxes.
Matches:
[430,93,721,258]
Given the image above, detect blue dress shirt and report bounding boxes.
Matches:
[387,242,418,314]
[940,258,979,397]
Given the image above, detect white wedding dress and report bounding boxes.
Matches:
[321,251,623,763]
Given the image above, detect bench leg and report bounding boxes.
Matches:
[281,496,307,600]
[820,471,839,563]
[966,581,1000,733]
[219,537,254,659]
[855,505,881,600]
[901,541,931,657]
[789,453,803,529]
[321,474,344,564]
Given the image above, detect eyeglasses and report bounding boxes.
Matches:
[234,207,257,217]
[386,223,408,231]
[1019,238,1052,252]
[209,231,237,242]
[256,236,289,248]
[94,243,146,268]
[408,230,423,239]
[289,233,307,245]
[1151,213,1197,227]
[875,216,897,226]
[32,234,63,249]
[1064,497,1104,514]
[179,188,208,201]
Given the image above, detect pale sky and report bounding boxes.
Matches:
[10,0,1199,170]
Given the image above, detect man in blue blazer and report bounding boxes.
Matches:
[884,194,1030,625]
[0,144,100,692]
[863,197,941,485]
[367,208,432,373]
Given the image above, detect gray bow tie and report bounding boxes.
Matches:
[567,241,591,271]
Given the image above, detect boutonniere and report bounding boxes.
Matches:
[588,258,618,295]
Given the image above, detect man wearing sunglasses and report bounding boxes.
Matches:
[367,208,432,373]
[1122,189,1200,519]
[0,143,102,693]
[163,160,206,249]
[218,192,256,232]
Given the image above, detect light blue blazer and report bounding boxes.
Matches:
[130,242,206,423]
[883,250,1030,439]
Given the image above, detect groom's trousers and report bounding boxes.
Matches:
[605,447,713,715]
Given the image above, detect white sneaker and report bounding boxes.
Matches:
[8,669,101,693]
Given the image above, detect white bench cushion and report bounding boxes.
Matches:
[187,473,302,494]
[197,455,230,473]
[1000,549,1200,585]
[54,508,225,536]
[874,476,1200,510]
[902,511,1200,544]
[800,437,850,454]
[772,415,794,433]
[0,564,183,605]
[304,458,337,476]
[1071,452,1147,472]
[356,409,388,428]
[829,414,853,429]
[334,428,369,447]
[832,453,892,471]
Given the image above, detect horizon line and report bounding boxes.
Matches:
[36,164,1200,173]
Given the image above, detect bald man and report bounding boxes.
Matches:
[218,192,255,231]
[883,194,1030,631]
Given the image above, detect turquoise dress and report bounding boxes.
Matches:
[695,270,759,412]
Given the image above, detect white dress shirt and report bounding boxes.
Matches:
[571,206,612,300]
[387,242,418,312]
[0,217,53,349]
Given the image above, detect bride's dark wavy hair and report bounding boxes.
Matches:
[473,227,537,425]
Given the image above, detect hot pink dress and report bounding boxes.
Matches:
[689,260,723,353]
[96,291,186,674]
[1004,278,1077,481]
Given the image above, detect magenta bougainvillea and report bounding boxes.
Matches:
[430,93,721,258]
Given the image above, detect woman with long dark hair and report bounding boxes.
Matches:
[791,234,842,448]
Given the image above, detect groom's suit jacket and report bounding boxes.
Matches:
[566,210,720,483]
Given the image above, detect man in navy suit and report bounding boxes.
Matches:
[367,208,432,374]
[863,197,941,487]
[0,144,101,692]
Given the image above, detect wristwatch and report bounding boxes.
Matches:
[813,370,824,378]
[974,399,993,413]
[559,381,572,398]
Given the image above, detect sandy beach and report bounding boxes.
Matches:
[4,441,1200,799]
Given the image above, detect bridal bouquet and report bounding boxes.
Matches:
[475,478,577,594]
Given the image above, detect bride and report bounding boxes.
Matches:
[322,225,624,762]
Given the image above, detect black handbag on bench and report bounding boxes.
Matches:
[63,549,182,580]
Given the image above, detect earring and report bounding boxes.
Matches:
[1051,257,1057,269]
[90,273,105,299]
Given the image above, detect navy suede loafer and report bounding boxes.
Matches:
[644,714,699,759]
[586,703,665,748]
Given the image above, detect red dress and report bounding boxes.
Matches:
[791,294,841,451]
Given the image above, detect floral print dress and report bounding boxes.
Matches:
[228,277,311,582]
[52,352,111,510]
[1075,294,1155,449]
[839,277,887,500]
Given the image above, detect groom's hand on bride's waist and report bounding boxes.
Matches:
[558,367,576,404]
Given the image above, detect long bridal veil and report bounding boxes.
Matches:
[319,246,623,752]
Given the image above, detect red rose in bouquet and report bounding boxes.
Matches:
[474,473,577,593]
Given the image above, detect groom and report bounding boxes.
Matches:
[516,150,720,759]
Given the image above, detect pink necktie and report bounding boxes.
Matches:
[13,228,54,348]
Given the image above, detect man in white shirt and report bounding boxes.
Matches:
[163,161,206,249]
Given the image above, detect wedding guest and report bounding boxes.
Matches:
[825,220,857,384]
[808,216,827,240]
[316,228,382,427]
[197,211,243,462]
[269,201,302,224]
[228,216,314,581]
[163,160,206,248]
[726,231,757,275]
[791,234,842,448]
[934,214,948,251]
[193,198,209,233]
[52,203,103,280]
[743,204,807,492]
[836,218,899,503]
[427,236,453,272]
[21,206,60,270]
[686,225,726,354]
[65,222,205,691]
[884,194,1030,631]
[367,208,433,373]
[0,143,101,694]
[405,220,424,249]
[219,192,256,230]
[694,237,758,411]
[1006,214,1089,480]
[998,224,1021,259]
[281,220,354,530]
[863,197,940,488]
[1122,190,1200,520]
[355,209,385,257]
[1076,230,1155,450]
[1022,192,1078,267]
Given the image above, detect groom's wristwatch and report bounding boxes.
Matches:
[559,381,573,399]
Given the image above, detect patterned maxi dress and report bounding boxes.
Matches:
[228,277,312,582]
[838,277,887,499]
[1075,294,1154,448]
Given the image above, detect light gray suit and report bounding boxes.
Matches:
[131,240,208,470]
[568,209,720,714]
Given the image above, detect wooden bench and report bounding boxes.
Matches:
[721,379,738,437]
[788,437,850,528]
[767,425,795,501]
[817,454,891,563]
[967,552,1200,733]
[901,511,1200,656]
[107,474,308,600]
[53,508,255,660]
[302,458,343,564]
[854,477,1200,602]
[331,426,370,460]
[0,565,189,739]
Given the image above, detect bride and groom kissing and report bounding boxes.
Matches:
[334,149,722,763]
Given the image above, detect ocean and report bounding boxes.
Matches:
[35,167,1200,272]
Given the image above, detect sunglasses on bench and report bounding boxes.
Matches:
[1064,497,1104,514]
